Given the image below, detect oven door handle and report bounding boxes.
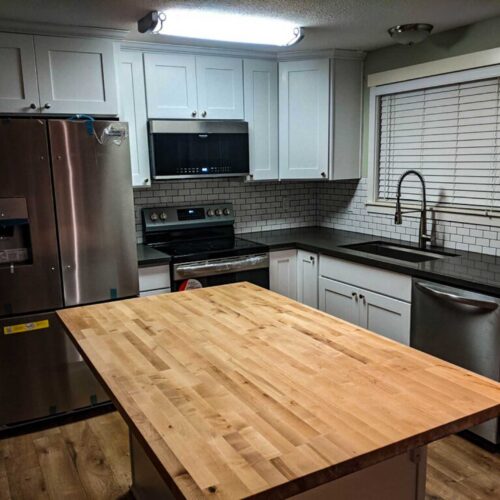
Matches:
[174,253,269,279]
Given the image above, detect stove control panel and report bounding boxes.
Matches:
[143,203,234,233]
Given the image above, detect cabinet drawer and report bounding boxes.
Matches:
[319,255,411,302]
[138,265,171,292]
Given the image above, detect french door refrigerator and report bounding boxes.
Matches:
[0,118,138,429]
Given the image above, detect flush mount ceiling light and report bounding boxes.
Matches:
[138,9,304,47]
[388,24,433,45]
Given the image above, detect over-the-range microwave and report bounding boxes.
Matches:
[148,120,249,180]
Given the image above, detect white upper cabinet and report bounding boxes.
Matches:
[144,53,243,120]
[243,59,278,181]
[119,51,150,188]
[144,53,198,119]
[0,33,39,113]
[330,58,363,180]
[196,56,243,119]
[34,36,118,115]
[279,59,330,180]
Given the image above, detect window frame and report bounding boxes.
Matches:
[367,64,500,227]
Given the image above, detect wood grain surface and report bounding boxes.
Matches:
[57,283,500,499]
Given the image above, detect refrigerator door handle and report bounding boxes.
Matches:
[415,282,498,312]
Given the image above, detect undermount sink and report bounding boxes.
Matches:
[342,241,458,263]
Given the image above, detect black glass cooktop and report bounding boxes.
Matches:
[153,237,268,262]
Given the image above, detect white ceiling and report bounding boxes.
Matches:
[1,0,500,51]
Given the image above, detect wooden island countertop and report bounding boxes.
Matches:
[58,283,500,499]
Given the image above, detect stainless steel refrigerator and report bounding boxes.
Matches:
[0,118,138,429]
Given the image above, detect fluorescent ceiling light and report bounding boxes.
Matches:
[138,9,304,47]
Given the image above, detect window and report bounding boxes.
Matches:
[368,65,500,221]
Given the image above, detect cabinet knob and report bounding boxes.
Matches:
[201,111,207,117]
[144,178,149,184]
[352,292,358,300]
[29,103,37,110]
[43,103,51,109]
[359,294,366,304]
[321,172,327,178]
[310,256,315,263]
[191,111,197,117]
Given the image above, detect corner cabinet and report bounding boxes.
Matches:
[243,59,279,181]
[278,56,363,181]
[296,250,318,308]
[0,33,118,115]
[118,51,151,188]
[144,53,243,120]
[279,59,330,180]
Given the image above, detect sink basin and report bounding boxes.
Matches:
[342,241,458,263]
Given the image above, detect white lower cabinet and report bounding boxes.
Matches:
[318,276,411,344]
[269,250,297,300]
[360,289,411,345]
[319,256,412,345]
[138,265,171,297]
[297,250,318,308]
[319,277,359,325]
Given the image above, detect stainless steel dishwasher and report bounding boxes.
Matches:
[411,279,500,445]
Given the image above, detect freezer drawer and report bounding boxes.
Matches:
[0,311,109,427]
[411,279,500,444]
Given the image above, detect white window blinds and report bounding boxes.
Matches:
[378,77,500,213]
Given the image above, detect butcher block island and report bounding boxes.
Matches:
[57,283,500,499]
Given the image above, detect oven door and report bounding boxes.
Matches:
[173,253,269,291]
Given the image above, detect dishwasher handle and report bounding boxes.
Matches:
[415,282,499,312]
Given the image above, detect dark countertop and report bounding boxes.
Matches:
[241,226,500,297]
[137,244,171,267]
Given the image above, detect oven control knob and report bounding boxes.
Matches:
[207,209,214,217]
[159,212,167,221]
[150,212,159,222]
[215,209,222,216]
[223,208,230,216]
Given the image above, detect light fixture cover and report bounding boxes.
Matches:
[388,24,433,45]
[138,9,304,47]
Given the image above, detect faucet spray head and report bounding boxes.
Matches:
[395,198,402,225]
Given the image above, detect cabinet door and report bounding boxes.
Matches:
[0,33,39,113]
[297,250,318,308]
[34,36,118,115]
[269,250,297,300]
[279,59,330,180]
[330,58,363,180]
[318,277,359,325]
[144,53,198,119]
[359,289,411,345]
[196,56,243,119]
[119,51,150,188]
[243,59,278,180]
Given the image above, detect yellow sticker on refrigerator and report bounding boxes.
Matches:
[3,319,50,335]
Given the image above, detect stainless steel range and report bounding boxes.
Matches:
[142,203,269,291]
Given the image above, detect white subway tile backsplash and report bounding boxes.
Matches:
[317,178,500,256]
[134,178,317,242]
[133,177,500,255]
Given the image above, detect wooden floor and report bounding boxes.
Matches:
[0,412,498,499]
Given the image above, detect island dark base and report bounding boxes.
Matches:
[129,431,427,500]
